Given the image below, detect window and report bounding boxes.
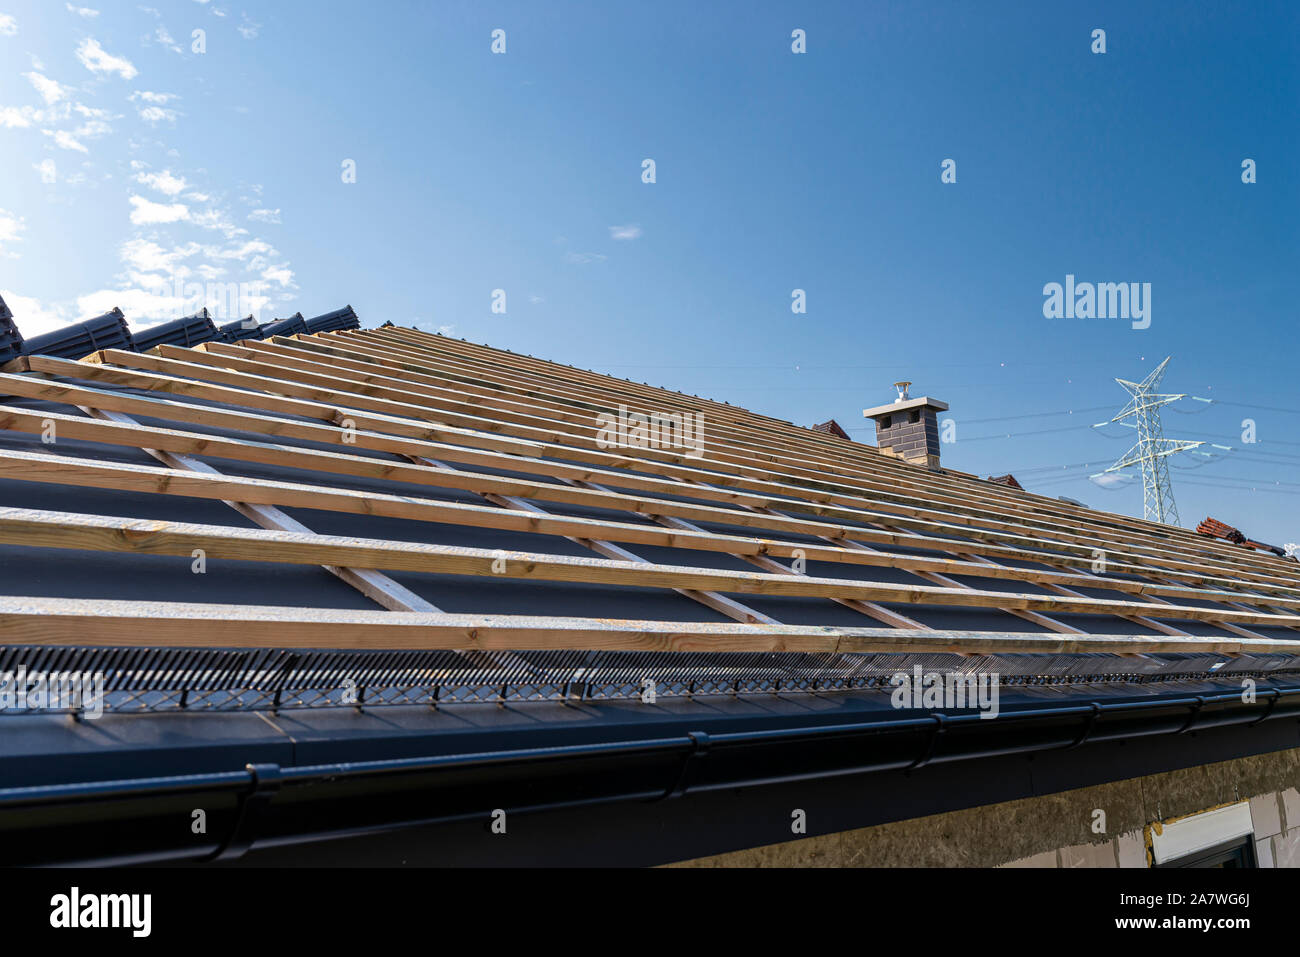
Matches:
[1149,802,1257,868]
[1156,836,1256,869]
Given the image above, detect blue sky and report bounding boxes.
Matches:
[0,0,1296,538]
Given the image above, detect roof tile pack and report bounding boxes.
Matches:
[304,305,361,335]
[259,312,309,338]
[0,294,23,365]
[129,309,219,353]
[20,307,135,359]
[217,316,265,343]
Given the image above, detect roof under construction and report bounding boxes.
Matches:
[2,315,1300,863]
[3,321,1299,649]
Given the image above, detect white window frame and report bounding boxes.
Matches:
[1150,802,1255,866]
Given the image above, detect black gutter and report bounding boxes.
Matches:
[2,684,1299,866]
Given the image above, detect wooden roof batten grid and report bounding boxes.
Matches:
[266,328,1300,582]
[353,330,1300,590]
[0,324,1295,656]
[15,332,1294,587]
[34,344,1300,597]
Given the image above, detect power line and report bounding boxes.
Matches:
[1178,478,1300,497]
[1167,472,1300,489]
[1168,431,1300,447]
[959,425,1093,442]
[1189,398,1300,416]
[1002,461,1105,475]
[1032,475,1101,489]
[847,404,1114,432]
[958,405,1114,425]
[1228,450,1300,467]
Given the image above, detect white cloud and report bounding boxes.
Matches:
[128,194,189,224]
[248,208,280,224]
[192,208,245,238]
[150,24,181,53]
[138,105,179,125]
[0,291,69,337]
[261,264,293,286]
[73,115,110,138]
[0,106,36,128]
[65,4,99,18]
[237,14,259,38]
[1089,473,1133,489]
[76,38,138,79]
[73,102,112,119]
[43,129,88,152]
[130,92,182,124]
[608,224,642,241]
[565,251,607,265]
[120,237,200,278]
[207,233,297,292]
[76,286,182,324]
[0,14,16,36]
[134,169,187,195]
[0,209,25,256]
[135,100,179,124]
[34,159,56,183]
[131,90,176,104]
[24,72,68,105]
[36,103,113,153]
[208,239,271,260]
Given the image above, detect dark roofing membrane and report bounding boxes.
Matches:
[0,365,1296,717]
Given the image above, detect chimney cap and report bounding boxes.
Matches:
[863,395,948,419]
[893,380,912,401]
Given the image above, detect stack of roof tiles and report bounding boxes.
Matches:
[259,312,309,339]
[1,302,362,357]
[130,310,219,353]
[0,295,22,365]
[216,316,265,343]
[20,307,135,359]
[304,305,360,334]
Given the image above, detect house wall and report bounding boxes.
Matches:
[666,745,1300,867]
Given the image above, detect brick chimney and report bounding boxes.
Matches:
[862,381,949,468]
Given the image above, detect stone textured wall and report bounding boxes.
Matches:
[666,746,1300,867]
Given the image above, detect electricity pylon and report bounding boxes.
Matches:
[1099,357,1202,526]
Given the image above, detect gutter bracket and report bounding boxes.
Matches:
[1063,702,1104,752]
[204,762,283,862]
[906,714,946,773]
[1248,688,1282,727]
[656,731,710,801]
[1176,697,1207,735]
